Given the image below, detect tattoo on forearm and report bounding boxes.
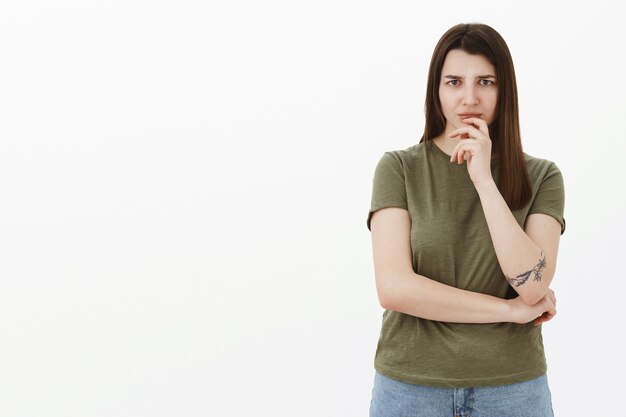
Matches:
[506,251,546,287]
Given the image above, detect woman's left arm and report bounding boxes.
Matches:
[449,117,562,306]
[473,180,561,305]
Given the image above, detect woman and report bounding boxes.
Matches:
[367,23,565,417]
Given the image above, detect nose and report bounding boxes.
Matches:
[461,84,479,106]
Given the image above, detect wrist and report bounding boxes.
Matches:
[502,298,519,323]
[473,177,497,194]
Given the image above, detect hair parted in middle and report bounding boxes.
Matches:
[419,23,532,210]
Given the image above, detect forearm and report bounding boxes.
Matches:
[381,271,513,324]
[474,180,550,304]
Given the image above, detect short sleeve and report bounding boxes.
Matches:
[366,152,408,231]
[528,162,566,235]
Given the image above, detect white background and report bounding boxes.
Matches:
[1,1,624,416]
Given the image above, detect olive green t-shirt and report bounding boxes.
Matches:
[366,141,566,388]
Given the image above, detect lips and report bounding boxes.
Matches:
[458,113,481,119]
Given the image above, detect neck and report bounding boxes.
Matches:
[431,131,460,157]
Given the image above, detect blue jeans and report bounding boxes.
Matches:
[369,371,554,417]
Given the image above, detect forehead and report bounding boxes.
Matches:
[441,49,495,75]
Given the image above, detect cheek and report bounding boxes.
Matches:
[438,90,454,110]
[488,91,498,108]
[482,95,497,117]
[488,99,499,123]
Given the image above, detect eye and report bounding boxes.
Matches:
[446,79,460,86]
[479,79,495,86]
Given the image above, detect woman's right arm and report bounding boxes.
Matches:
[370,207,557,325]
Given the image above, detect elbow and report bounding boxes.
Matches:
[374,267,416,310]
[380,294,403,311]
[520,291,543,306]
[377,286,396,310]
[519,283,552,306]
[515,266,556,306]
[378,296,393,310]
[375,272,402,310]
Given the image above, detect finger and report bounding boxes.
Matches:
[534,318,545,326]
[450,142,462,163]
[459,139,478,145]
[534,310,556,326]
[534,313,548,326]
[448,126,482,140]
[461,116,485,125]
[460,117,488,135]
[450,145,459,163]
[544,297,556,314]
[452,142,476,153]
[540,313,555,325]
[452,143,479,164]
[449,127,480,138]
[458,148,472,164]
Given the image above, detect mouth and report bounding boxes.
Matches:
[458,113,482,119]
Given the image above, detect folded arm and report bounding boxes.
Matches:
[474,180,562,305]
[370,207,554,324]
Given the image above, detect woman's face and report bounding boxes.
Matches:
[438,49,498,132]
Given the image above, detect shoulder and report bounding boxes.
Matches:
[376,143,426,170]
[523,152,564,182]
[523,152,566,233]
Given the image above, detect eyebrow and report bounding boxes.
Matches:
[443,75,496,79]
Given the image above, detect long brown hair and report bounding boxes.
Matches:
[419,23,532,210]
